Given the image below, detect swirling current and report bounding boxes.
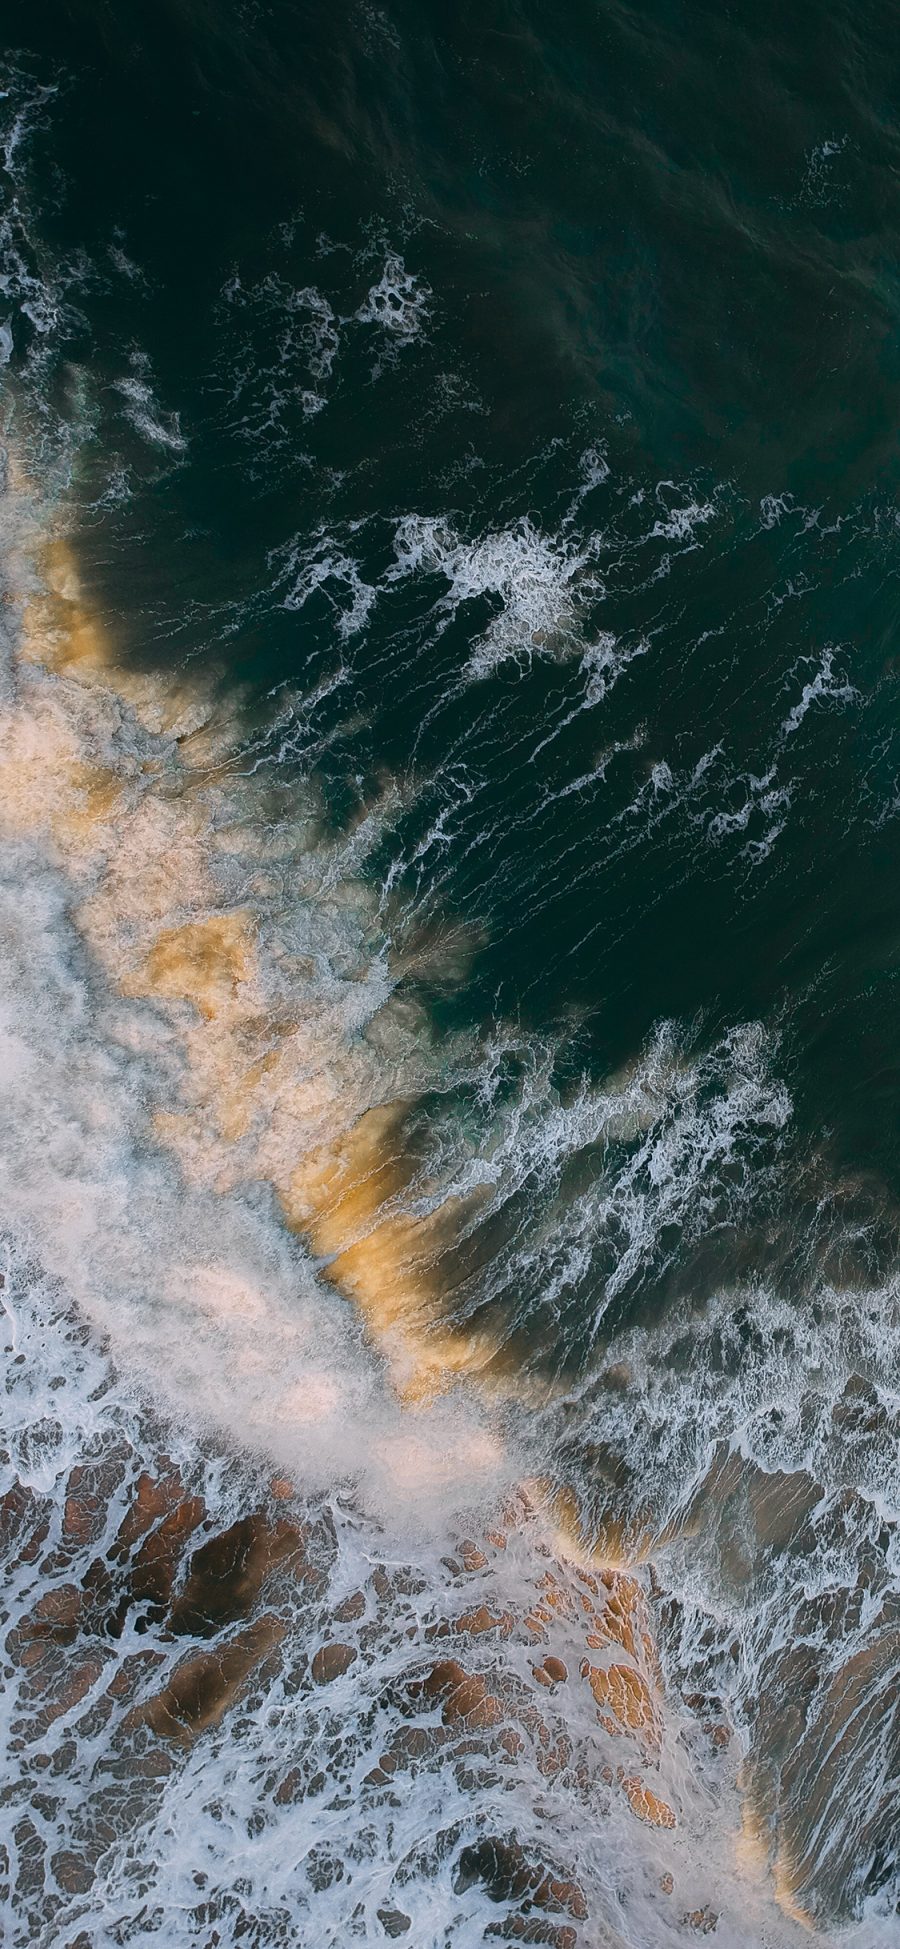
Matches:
[3,4,900,1944]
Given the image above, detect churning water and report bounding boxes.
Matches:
[3,6,900,1944]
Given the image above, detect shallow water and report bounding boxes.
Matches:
[2,5,900,1942]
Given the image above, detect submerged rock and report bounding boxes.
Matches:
[415,1657,504,1729]
[169,1512,304,1637]
[454,1835,587,1920]
[311,1640,357,1684]
[377,1907,412,1937]
[131,1614,284,1743]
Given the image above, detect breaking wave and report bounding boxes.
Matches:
[3,35,900,1949]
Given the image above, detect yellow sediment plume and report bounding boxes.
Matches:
[737,1795,818,1930]
[142,913,258,1020]
[770,1871,816,1931]
[0,518,503,1405]
[285,1103,498,1401]
[286,1100,420,1249]
[21,535,224,743]
[539,1478,659,1569]
[18,537,116,676]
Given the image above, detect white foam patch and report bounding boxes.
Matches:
[648,490,717,545]
[270,507,605,676]
[0,65,84,360]
[437,1019,792,1352]
[113,353,187,455]
[355,250,430,344]
[273,525,378,637]
[388,512,599,677]
[701,761,794,864]
[220,273,342,437]
[779,644,859,741]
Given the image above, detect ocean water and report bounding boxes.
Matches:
[2,4,900,1943]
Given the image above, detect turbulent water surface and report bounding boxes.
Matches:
[3,3,900,1944]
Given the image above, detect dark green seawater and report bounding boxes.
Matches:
[4,2,900,1940]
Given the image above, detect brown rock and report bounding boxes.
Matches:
[22,1582,84,1645]
[27,1649,105,1729]
[311,1641,357,1684]
[536,1732,574,1780]
[61,1465,127,1551]
[275,1763,325,1804]
[169,1513,303,1637]
[51,1850,94,1896]
[620,1774,676,1828]
[445,1676,502,1730]
[582,1661,659,1743]
[114,1469,188,1552]
[418,1656,466,1700]
[458,1539,488,1572]
[455,1837,586,1918]
[334,1590,366,1624]
[370,1725,435,1785]
[414,1657,503,1729]
[63,1465,111,1549]
[134,1614,283,1742]
[598,1573,646,1662]
[128,1494,206,1615]
[453,1603,514,1639]
[105,1649,165,1702]
[274,1766,304,1805]
[1,1481,50,1569]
